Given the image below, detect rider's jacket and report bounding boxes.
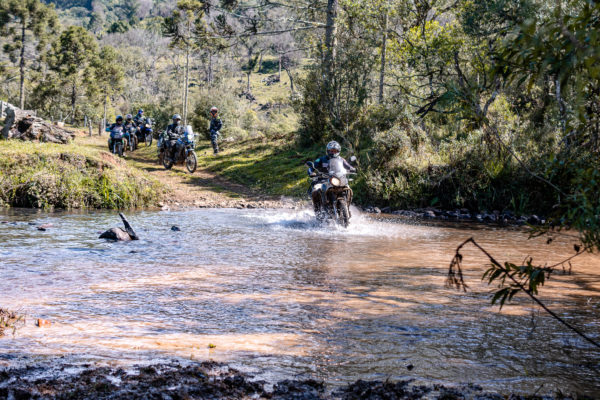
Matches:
[124,121,136,132]
[309,154,355,175]
[133,114,145,127]
[106,123,125,137]
[166,123,184,141]
[209,117,222,133]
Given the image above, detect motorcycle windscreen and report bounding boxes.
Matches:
[328,157,347,176]
[185,125,195,142]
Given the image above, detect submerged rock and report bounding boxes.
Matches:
[99,227,132,241]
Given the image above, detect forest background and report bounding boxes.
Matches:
[0,0,599,247]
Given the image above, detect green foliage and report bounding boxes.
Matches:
[0,0,59,107]
[46,25,100,122]
[0,308,24,336]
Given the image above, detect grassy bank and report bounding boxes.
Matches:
[195,137,317,199]
[0,139,164,209]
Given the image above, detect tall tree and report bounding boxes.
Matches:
[163,0,207,125]
[0,0,59,109]
[48,26,99,123]
[93,45,125,131]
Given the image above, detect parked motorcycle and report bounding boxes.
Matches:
[158,125,197,173]
[306,156,357,227]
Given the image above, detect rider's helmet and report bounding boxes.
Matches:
[126,114,133,121]
[210,106,218,115]
[138,109,143,114]
[326,141,341,158]
[116,115,123,123]
[173,114,182,125]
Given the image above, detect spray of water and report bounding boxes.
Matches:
[242,206,438,239]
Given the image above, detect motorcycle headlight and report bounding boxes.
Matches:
[330,176,341,187]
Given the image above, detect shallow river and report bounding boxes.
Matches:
[0,208,599,395]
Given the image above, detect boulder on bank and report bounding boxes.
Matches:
[1,104,75,144]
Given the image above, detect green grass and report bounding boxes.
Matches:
[0,139,164,209]
[196,137,320,199]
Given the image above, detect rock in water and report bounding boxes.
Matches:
[1,104,75,143]
[99,213,139,241]
[99,227,133,241]
[171,226,181,231]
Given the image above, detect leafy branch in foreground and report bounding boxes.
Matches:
[0,308,25,336]
[447,237,600,349]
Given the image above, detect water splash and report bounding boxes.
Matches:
[242,206,438,239]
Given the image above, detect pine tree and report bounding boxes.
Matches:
[93,45,125,131]
[47,26,99,123]
[0,0,59,109]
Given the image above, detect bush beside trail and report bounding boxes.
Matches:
[0,140,164,209]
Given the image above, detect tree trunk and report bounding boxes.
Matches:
[378,12,388,104]
[19,22,26,110]
[208,51,213,85]
[556,78,566,136]
[257,51,263,73]
[71,82,77,124]
[324,0,338,87]
[247,72,251,93]
[278,55,282,80]
[183,45,190,125]
[103,93,107,134]
[284,67,294,94]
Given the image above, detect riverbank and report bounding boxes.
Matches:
[76,135,305,210]
[0,139,163,209]
[0,360,549,399]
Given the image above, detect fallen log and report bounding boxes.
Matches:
[1,104,75,144]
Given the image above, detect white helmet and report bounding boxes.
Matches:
[326,141,341,158]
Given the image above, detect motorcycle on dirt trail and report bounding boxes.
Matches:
[109,129,125,157]
[306,155,357,228]
[158,125,197,173]
[126,126,138,152]
[137,118,154,147]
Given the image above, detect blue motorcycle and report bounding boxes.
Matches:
[107,127,125,157]
[137,118,154,147]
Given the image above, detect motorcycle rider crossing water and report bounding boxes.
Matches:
[307,141,357,227]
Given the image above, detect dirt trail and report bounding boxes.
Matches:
[124,144,300,210]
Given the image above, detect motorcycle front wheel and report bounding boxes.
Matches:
[116,142,123,157]
[162,151,174,170]
[145,133,153,147]
[185,151,197,173]
[337,198,350,228]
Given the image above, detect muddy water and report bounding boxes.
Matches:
[0,208,599,395]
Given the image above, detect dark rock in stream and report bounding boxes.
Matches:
[171,225,181,231]
[99,227,133,241]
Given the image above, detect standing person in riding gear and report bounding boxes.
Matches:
[209,106,222,154]
[165,114,184,162]
[106,115,125,151]
[307,141,356,213]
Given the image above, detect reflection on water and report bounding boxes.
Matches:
[0,208,599,395]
